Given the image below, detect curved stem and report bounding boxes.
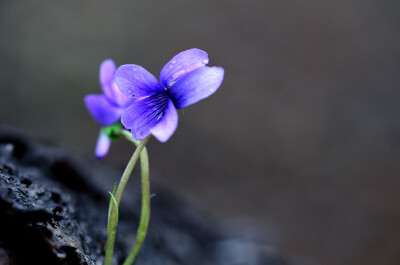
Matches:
[121,130,139,145]
[114,135,150,205]
[104,135,151,265]
[122,144,150,265]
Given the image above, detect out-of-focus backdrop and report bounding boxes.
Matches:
[1,1,399,264]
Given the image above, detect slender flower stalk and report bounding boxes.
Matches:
[114,136,150,205]
[119,129,152,264]
[104,135,151,265]
[123,141,150,265]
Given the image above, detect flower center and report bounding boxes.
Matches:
[146,93,169,122]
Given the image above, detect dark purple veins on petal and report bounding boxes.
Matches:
[121,92,171,140]
[145,93,169,122]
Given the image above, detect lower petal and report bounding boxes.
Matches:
[150,98,178,142]
[121,93,170,140]
[84,94,123,126]
[95,130,111,159]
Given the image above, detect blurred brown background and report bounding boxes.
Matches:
[1,1,399,264]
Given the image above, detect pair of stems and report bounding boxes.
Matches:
[104,133,152,265]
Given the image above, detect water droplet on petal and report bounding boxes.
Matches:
[169,65,173,69]
[172,60,176,64]
[127,90,132,94]
[202,58,209,64]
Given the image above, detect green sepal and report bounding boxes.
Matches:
[103,122,123,141]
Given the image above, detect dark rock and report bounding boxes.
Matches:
[0,129,301,265]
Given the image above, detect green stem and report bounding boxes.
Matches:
[122,142,150,265]
[114,136,150,205]
[121,130,140,146]
[104,135,151,265]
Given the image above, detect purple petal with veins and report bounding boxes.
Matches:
[168,66,224,109]
[159,48,209,88]
[114,64,164,98]
[150,97,178,142]
[121,92,170,140]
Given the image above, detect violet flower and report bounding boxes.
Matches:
[114,48,224,142]
[84,59,131,158]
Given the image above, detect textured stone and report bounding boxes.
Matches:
[0,129,298,265]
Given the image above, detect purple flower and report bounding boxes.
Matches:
[84,59,132,158]
[114,48,225,142]
[85,59,131,126]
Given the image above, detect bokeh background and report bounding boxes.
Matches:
[1,1,399,264]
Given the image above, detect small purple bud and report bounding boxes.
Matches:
[95,131,111,159]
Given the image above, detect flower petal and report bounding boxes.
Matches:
[168,66,224,109]
[106,82,133,107]
[159,48,209,88]
[114,64,164,98]
[121,93,169,140]
[95,130,111,159]
[99,59,132,107]
[150,97,178,142]
[100,59,116,87]
[84,94,122,126]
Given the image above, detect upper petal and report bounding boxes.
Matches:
[114,64,164,98]
[121,92,170,141]
[84,94,123,126]
[105,82,133,107]
[99,60,131,107]
[159,48,209,88]
[168,66,224,109]
[100,59,116,87]
[150,97,178,142]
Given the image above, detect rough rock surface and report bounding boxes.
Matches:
[0,129,300,265]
